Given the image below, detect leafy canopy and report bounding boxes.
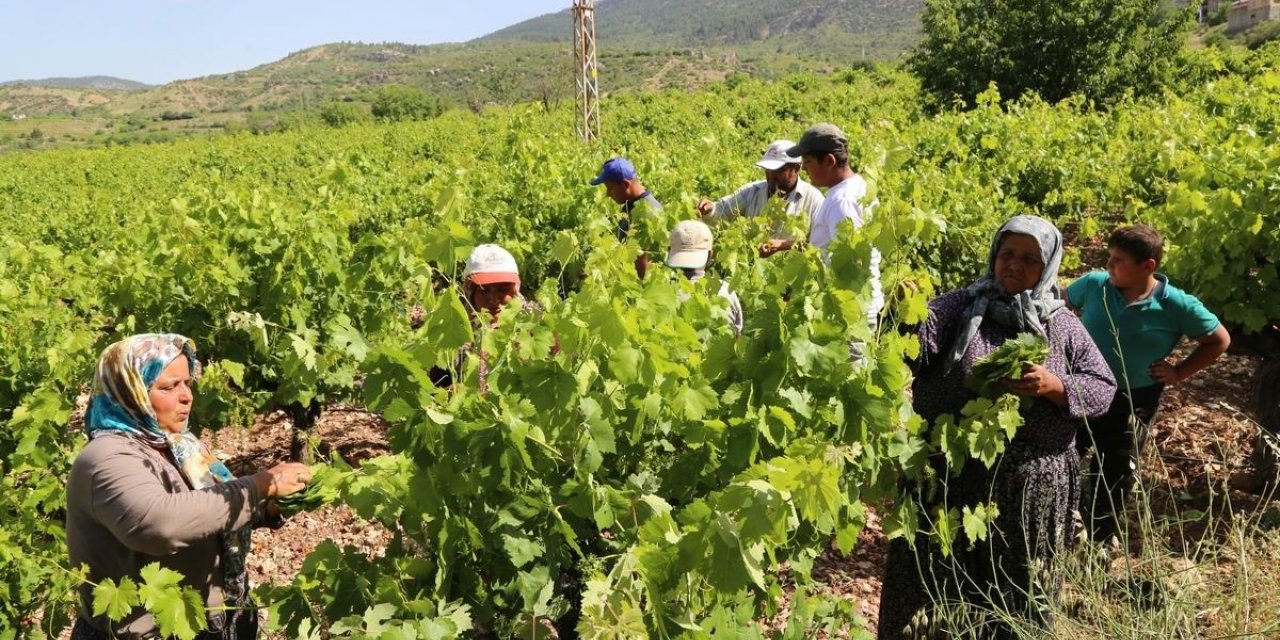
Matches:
[910,0,1196,107]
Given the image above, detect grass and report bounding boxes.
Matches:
[894,350,1280,640]
[1051,462,1280,639]
[897,472,1280,639]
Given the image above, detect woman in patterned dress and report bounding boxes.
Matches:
[877,216,1116,639]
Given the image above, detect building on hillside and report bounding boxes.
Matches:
[1179,0,1225,21]
[1177,0,1228,23]
[1228,0,1280,33]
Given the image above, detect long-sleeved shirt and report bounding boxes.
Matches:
[912,290,1118,451]
[706,180,825,233]
[66,433,263,639]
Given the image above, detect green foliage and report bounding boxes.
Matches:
[1202,30,1230,49]
[4,46,1280,635]
[275,460,354,517]
[320,100,372,127]
[1140,63,1280,333]
[1206,6,1228,27]
[90,563,208,640]
[1243,21,1280,50]
[910,0,1196,106]
[966,332,1049,398]
[371,86,443,122]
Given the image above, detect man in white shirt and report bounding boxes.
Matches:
[696,140,825,257]
[788,123,883,324]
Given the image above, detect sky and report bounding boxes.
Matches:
[0,0,571,85]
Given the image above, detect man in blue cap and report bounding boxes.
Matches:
[591,156,663,277]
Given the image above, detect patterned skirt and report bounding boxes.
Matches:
[877,442,1080,640]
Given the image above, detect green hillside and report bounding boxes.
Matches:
[0,0,924,153]
[483,0,921,60]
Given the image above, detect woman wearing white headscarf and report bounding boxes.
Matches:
[67,334,311,640]
[878,216,1116,639]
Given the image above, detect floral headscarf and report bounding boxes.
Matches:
[85,334,253,636]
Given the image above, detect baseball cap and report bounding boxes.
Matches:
[787,123,847,158]
[755,140,801,170]
[667,220,714,270]
[590,157,638,185]
[463,244,520,286]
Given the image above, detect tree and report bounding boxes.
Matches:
[909,0,1196,107]
[319,100,371,127]
[480,65,518,105]
[370,85,442,122]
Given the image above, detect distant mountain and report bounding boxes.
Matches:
[0,76,151,91]
[481,0,922,59]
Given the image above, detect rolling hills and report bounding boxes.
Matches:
[0,0,922,152]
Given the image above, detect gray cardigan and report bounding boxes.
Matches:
[66,433,263,638]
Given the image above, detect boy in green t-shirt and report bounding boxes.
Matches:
[1066,224,1231,542]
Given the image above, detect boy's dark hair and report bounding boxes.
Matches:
[1108,224,1164,264]
[805,147,850,169]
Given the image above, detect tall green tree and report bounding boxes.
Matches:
[910,0,1197,107]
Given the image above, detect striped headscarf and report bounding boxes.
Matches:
[84,334,254,637]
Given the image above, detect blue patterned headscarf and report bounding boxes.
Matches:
[85,333,254,636]
[86,333,199,442]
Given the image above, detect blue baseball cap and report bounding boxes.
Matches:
[590,157,638,185]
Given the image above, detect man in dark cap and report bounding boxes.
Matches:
[788,123,883,323]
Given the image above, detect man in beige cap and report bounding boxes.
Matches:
[667,220,744,335]
[696,140,825,258]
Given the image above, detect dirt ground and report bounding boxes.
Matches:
[187,338,1266,638]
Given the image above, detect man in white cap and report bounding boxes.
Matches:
[696,140,825,258]
[429,243,540,391]
[667,220,744,335]
[461,243,525,319]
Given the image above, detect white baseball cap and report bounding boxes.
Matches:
[755,140,801,170]
[667,220,714,269]
[463,244,520,285]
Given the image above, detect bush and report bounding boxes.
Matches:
[1203,30,1230,49]
[1245,21,1280,50]
[319,100,372,127]
[371,85,442,122]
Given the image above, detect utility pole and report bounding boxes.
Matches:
[572,0,600,142]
